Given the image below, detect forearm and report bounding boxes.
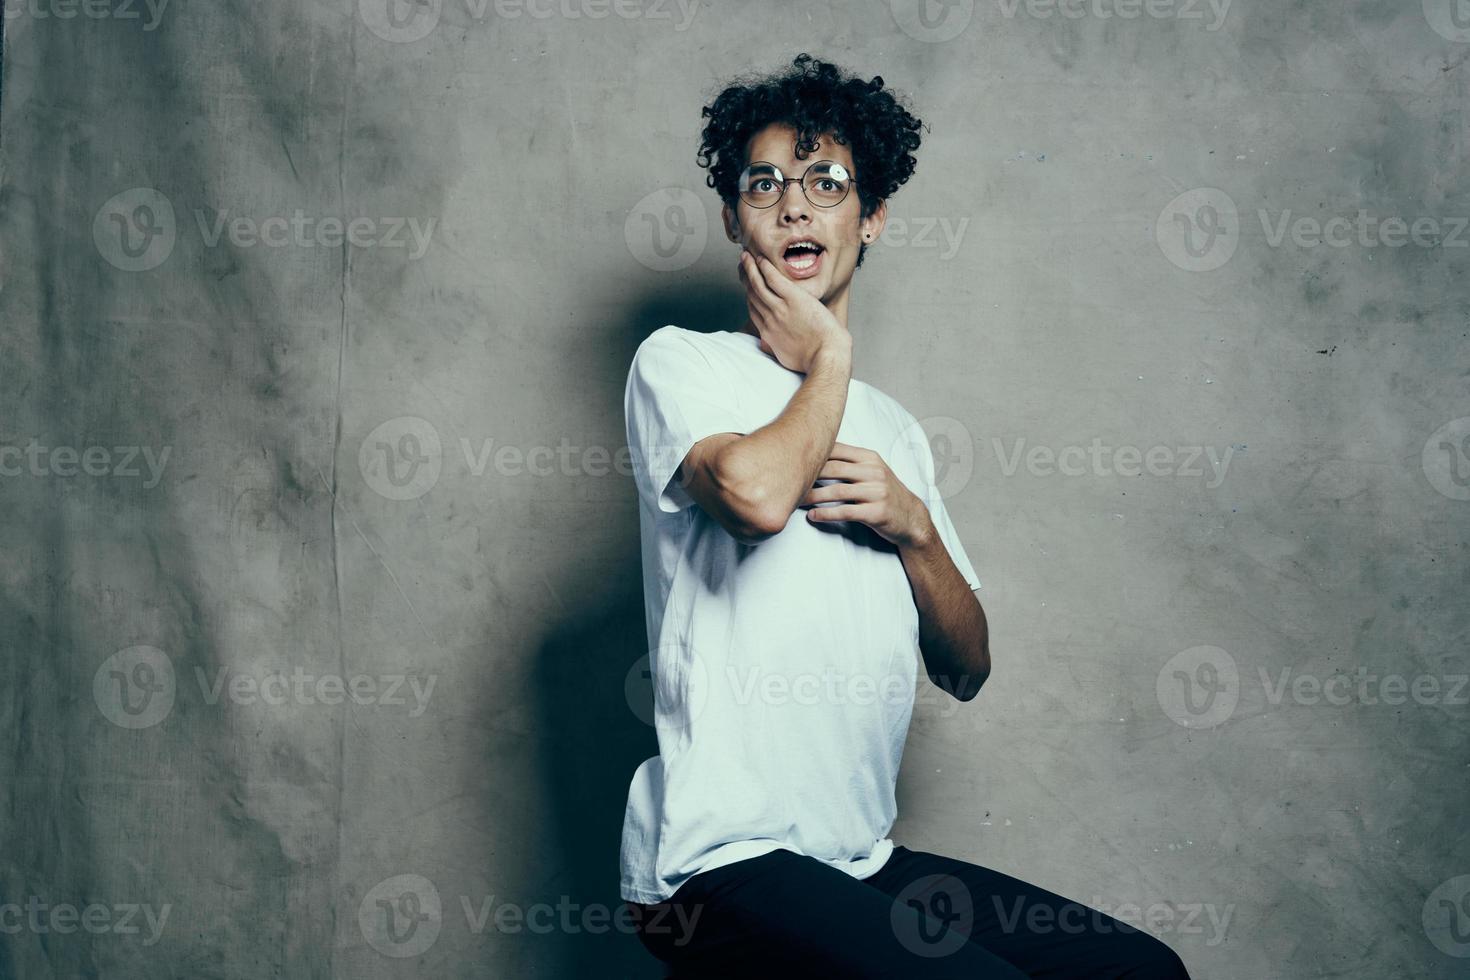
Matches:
[899,516,991,701]
[714,338,852,533]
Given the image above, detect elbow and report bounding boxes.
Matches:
[955,651,992,703]
[955,675,988,702]
[728,521,780,547]
[726,504,787,545]
[954,672,989,703]
[710,452,791,542]
[741,493,791,539]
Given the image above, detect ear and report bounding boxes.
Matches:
[858,199,888,247]
[722,202,742,244]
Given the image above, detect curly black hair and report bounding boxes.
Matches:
[697,53,925,269]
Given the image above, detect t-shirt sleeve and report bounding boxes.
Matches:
[625,328,748,515]
[909,415,982,591]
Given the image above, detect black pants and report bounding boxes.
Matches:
[628,844,1192,978]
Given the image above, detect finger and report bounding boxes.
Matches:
[753,254,800,298]
[827,442,878,463]
[743,276,774,322]
[806,503,869,523]
[742,254,775,306]
[801,482,877,506]
[812,460,866,482]
[746,255,793,304]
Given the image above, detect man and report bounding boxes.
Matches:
[618,54,1191,978]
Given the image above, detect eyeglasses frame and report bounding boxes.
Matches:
[736,158,859,210]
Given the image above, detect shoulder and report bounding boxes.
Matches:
[853,379,920,431]
[635,324,686,355]
[633,325,719,366]
[631,325,696,371]
[627,326,728,401]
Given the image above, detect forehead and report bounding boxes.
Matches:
[743,123,854,170]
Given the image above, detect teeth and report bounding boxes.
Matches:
[786,242,820,253]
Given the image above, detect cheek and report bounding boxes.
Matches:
[831,219,866,249]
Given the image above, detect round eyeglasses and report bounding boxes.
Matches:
[736,159,857,209]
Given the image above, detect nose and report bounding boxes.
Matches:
[776,179,811,224]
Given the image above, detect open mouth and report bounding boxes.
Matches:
[781,239,825,278]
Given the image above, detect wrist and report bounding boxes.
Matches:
[822,329,852,356]
[808,335,852,373]
[900,508,940,554]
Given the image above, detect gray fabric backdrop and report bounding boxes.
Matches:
[2,2,1467,977]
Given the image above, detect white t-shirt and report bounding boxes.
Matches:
[618,324,982,906]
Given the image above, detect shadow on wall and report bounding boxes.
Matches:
[523,281,747,977]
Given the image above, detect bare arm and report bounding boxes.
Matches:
[671,252,854,543]
[675,340,850,542]
[900,524,991,701]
